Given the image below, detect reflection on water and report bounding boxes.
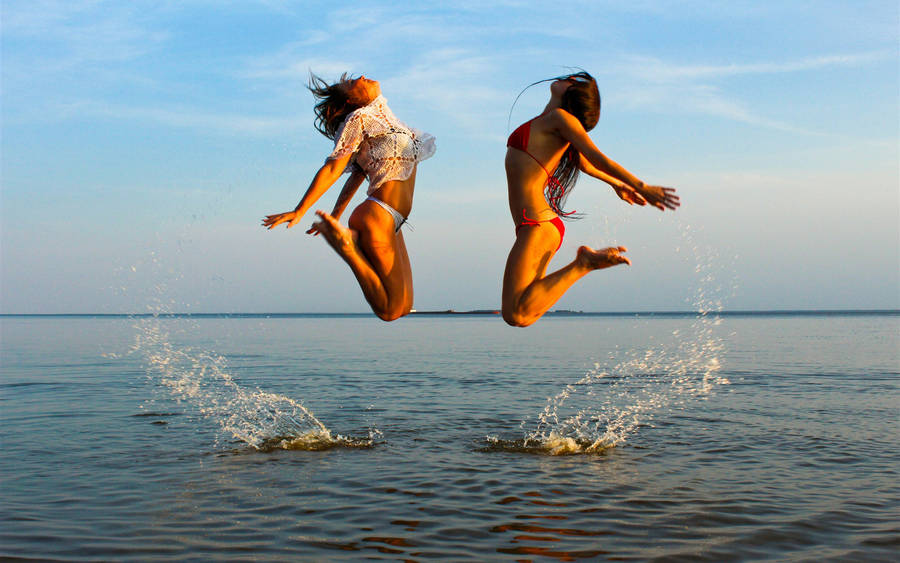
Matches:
[490,491,616,560]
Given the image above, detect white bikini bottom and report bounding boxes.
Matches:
[366,196,408,232]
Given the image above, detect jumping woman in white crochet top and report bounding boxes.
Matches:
[263,74,435,321]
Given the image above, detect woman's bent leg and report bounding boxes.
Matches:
[501,224,629,327]
[314,207,412,321]
[352,218,413,321]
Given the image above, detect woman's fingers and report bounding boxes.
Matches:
[263,211,300,229]
[612,246,631,265]
[618,186,646,206]
[663,188,680,210]
[641,185,680,211]
[262,212,293,229]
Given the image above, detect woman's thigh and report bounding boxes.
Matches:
[349,202,413,296]
[502,223,560,301]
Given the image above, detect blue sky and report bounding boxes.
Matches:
[2,1,897,313]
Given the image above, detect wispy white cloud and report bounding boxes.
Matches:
[240,54,357,81]
[383,48,508,130]
[65,100,304,135]
[609,81,811,133]
[621,51,892,82]
[604,51,892,133]
[3,0,169,66]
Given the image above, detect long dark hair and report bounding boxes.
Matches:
[308,72,366,140]
[510,70,601,217]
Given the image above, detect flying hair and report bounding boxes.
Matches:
[308,71,365,140]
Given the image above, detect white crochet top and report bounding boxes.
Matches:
[327,96,436,194]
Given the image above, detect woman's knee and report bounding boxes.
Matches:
[375,306,408,322]
[373,291,412,322]
[501,307,535,328]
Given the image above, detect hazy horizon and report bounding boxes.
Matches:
[2,308,897,317]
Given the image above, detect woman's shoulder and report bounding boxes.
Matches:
[544,107,578,124]
[530,109,578,138]
[541,108,587,139]
[530,108,575,130]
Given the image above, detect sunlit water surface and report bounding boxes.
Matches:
[1,313,898,561]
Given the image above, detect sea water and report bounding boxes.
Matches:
[1,312,898,560]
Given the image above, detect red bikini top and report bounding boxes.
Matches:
[508,119,555,178]
[507,119,532,152]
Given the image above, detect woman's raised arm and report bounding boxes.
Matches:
[578,154,648,206]
[552,109,680,211]
[262,152,353,229]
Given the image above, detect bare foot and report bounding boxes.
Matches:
[313,211,355,256]
[576,245,631,270]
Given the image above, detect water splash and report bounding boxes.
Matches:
[483,432,615,456]
[114,247,376,451]
[106,198,379,451]
[134,315,376,450]
[505,223,733,454]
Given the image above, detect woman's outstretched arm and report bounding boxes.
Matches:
[306,166,366,236]
[263,153,353,229]
[578,154,648,206]
[551,109,680,211]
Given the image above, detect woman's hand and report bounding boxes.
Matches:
[612,184,648,206]
[262,210,303,229]
[637,184,680,211]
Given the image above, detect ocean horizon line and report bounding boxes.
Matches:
[1,309,897,318]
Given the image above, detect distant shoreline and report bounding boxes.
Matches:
[1,309,897,318]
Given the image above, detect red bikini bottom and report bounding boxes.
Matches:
[515,211,565,252]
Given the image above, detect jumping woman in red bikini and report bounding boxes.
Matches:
[502,71,680,327]
[263,73,435,321]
